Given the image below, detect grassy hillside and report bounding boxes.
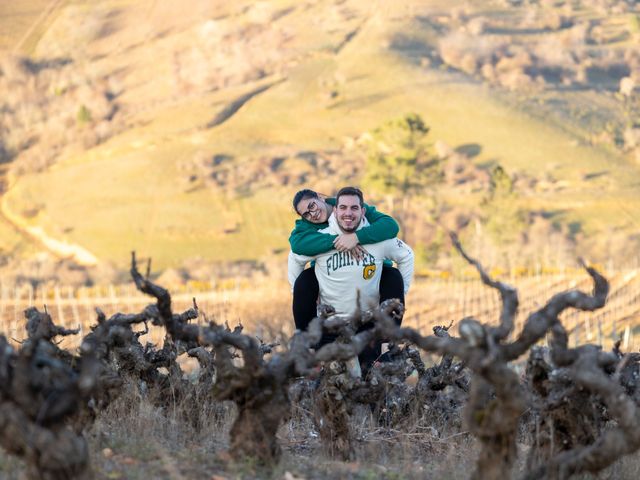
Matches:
[0,1,66,53]
[1,0,639,271]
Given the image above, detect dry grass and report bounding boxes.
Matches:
[0,374,478,479]
[2,369,640,479]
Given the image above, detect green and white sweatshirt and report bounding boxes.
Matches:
[288,198,399,256]
[288,213,414,316]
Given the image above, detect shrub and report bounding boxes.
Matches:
[76,104,92,125]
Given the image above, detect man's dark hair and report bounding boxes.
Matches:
[292,189,319,213]
[336,186,364,206]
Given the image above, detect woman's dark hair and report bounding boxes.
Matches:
[292,189,319,214]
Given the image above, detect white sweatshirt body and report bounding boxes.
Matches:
[288,213,414,316]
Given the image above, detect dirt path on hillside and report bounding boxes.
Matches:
[0,165,38,249]
[0,167,99,266]
[12,0,66,54]
[205,78,286,129]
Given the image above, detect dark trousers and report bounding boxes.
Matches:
[292,266,405,367]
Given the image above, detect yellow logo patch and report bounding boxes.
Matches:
[363,264,376,280]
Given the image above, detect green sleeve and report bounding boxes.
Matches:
[289,219,337,256]
[289,199,399,255]
[356,203,399,245]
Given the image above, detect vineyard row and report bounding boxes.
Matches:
[0,270,639,351]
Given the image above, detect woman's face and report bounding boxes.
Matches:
[296,197,328,223]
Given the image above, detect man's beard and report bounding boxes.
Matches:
[338,216,360,233]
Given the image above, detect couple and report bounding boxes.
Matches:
[287,186,414,373]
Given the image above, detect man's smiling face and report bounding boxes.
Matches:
[335,194,364,233]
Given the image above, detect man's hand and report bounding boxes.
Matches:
[349,245,367,261]
[333,233,359,252]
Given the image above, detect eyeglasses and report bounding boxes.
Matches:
[301,200,318,220]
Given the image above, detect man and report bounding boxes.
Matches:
[289,189,405,339]
[289,186,414,371]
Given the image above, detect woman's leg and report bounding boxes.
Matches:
[292,268,337,347]
[379,265,405,320]
[292,268,319,332]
